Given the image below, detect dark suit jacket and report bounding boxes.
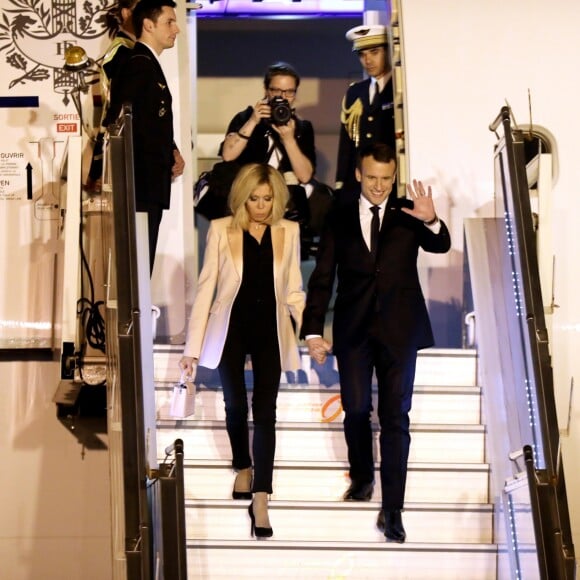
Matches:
[109,41,175,210]
[336,78,396,194]
[301,196,450,354]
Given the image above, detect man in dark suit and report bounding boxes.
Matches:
[301,143,450,543]
[335,25,396,203]
[109,0,185,274]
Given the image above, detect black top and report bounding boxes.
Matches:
[230,228,277,339]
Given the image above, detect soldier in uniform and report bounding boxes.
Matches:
[335,24,396,204]
[108,0,185,274]
[86,0,137,193]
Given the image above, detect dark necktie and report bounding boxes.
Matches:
[370,82,379,107]
[370,205,380,256]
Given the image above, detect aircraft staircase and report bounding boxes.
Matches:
[153,346,498,579]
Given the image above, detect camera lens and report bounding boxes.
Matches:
[269,97,292,126]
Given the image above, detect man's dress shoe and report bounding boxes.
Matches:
[377,509,406,543]
[343,481,374,501]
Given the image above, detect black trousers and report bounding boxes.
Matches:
[218,321,281,494]
[336,338,417,511]
[137,203,163,276]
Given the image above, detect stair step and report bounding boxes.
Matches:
[171,460,489,504]
[186,540,496,579]
[156,421,485,464]
[153,347,478,387]
[155,383,481,425]
[154,346,495,579]
[498,545,539,578]
[185,500,493,544]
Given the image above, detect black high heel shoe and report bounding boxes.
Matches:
[232,467,253,500]
[248,502,273,539]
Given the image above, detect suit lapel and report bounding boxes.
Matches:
[370,76,394,112]
[346,199,394,260]
[378,200,402,246]
[227,226,243,279]
[271,223,285,269]
[344,200,369,254]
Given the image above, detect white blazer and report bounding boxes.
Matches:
[184,217,305,371]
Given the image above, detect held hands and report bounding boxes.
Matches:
[402,179,437,224]
[306,337,332,365]
[179,356,198,381]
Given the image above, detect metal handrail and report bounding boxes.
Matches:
[108,104,153,580]
[492,106,575,579]
[158,439,188,579]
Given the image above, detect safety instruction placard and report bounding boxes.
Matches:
[0,151,27,200]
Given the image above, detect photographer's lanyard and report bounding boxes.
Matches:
[266,136,282,169]
[265,135,300,186]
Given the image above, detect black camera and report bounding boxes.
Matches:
[268,96,293,126]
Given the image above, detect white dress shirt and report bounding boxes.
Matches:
[359,195,386,251]
[369,76,387,103]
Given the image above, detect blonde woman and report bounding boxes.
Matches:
[180,163,305,538]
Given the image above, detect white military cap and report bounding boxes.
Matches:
[345,24,388,52]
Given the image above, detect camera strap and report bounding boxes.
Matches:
[266,137,282,169]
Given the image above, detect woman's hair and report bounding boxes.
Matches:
[263,62,301,90]
[229,164,289,230]
[104,0,138,38]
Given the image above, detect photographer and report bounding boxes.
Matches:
[221,62,315,181]
[219,62,316,238]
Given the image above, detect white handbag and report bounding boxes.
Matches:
[169,372,196,419]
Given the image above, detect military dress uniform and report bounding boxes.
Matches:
[335,24,396,204]
[335,77,395,201]
[109,41,177,272]
[88,30,135,185]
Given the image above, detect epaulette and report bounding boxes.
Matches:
[340,96,364,146]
